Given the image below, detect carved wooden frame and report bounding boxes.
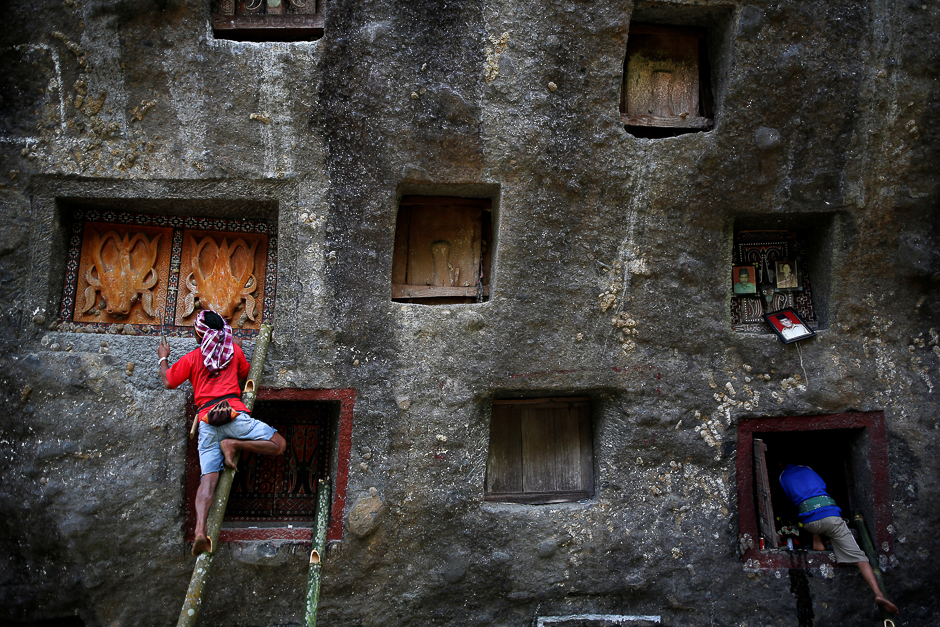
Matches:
[59,208,277,338]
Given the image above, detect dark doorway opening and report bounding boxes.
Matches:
[736,412,891,570]
[756,428,860,549]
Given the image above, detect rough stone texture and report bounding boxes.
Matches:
[0,1,938,626]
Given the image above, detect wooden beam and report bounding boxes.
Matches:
[622,114,713,129]
[391,284,489,299]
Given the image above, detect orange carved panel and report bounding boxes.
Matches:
[73,223,173,325]
[175,229,268,330]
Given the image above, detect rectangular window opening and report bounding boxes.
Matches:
[485,397,594,504]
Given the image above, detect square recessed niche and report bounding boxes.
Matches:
[392,195,493,305]
[621,4,732,139]
[737,413,892,571]
[731,214,836,334]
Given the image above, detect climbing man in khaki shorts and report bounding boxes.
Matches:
[779,463,898,615]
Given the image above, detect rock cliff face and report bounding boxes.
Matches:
[1,1,939,626]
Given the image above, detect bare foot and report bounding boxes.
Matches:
[875,596,899,614]
[220,439,238,470]
[811,533,826,551]
[192,534,212,557]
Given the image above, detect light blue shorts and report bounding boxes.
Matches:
[197,413,277,475]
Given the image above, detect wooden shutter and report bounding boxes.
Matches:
[392,196,491,302]
[753,438,778,547]
[622,24,712,130]
[485,398,593,504]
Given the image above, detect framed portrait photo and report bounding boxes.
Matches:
[732,265,758,295]
[764,308,815,344]
[774,260,801,291]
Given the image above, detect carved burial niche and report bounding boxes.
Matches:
[621,24,714,137]
[212,0,325,42]
[485,397,594,504]
[392,196,492,305]
[59,207,277,338]
[730,215,834,334]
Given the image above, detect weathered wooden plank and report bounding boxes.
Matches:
[522,408,556,493]
[622,113,713,129]
[483,491,591,505]
[577,404,594,497]
[753,438,778,547]
[391,206,410,286]
[486,405,523,494]
[391,285,488,299]
[553,408,581,491]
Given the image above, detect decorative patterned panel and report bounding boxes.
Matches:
[175,230,268,330]
[225,401,332,522]
[72,223,173,325]
[58,208,277,338]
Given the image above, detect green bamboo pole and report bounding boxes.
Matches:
[305,479,332,627]
[178,324,273,627]
[852,511,894,626]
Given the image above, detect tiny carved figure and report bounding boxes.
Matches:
[182,235,260,327]
[81,230,161,318]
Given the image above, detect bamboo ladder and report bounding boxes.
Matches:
[176,324,332,626]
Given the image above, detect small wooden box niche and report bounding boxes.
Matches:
[621,24,713,132]
[485,398,594,504]
[392,196,492,304]
[212,0,325,42]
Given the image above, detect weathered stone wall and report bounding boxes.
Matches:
[1,1,938,626]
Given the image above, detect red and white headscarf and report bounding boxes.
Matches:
[194,310,234,374]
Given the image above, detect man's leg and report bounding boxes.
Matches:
[812,533,826,551]
[193,471,219,556]
[220,432,287,469]
[856,560,898,614]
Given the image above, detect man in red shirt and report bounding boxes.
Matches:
[158,310,286,556]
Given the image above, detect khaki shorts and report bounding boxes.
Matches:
[803,516,867,563]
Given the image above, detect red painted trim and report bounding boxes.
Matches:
[258,387,356,542]
[184,387,356,544]
[736,412,891,571]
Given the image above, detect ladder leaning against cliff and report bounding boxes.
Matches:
[177,324,271,627]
